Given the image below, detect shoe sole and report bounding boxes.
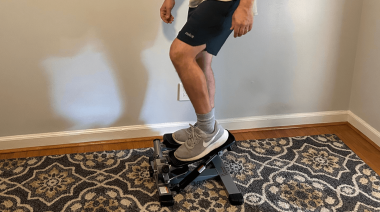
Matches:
[175,129,229,162]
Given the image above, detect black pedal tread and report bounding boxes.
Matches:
[171,166,189,176]
[162,134,181,148]
[159,195,175,207]
[229,193,244,205]
[148,166,154,178]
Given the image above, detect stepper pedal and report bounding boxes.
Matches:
[168,150,202,167]
[159,195,175,207]
[152,130,244,207]
[162,133,181,149]
[229,193,244,205]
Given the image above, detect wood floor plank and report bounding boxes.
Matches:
[12,151,25,159]
[261,130,279,140]
[306,127,322,136]
[57,148,66,156]
[142,140,153,149]
[272,128,292,138]
[233,133,245,141]
[1,122,379,175]
[249,131,268,140]
[77,146,86,154]
[69,147,79,154]
[240,132,254,141]
[281,128,306,137]
[0,153,12,160]
[26,150,40,158]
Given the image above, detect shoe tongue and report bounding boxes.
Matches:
[185,126,204,149]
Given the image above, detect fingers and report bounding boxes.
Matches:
[239,27,246,37]
[160,4,174,23]
[160,11,166,23]
[160,11,174,23]
[231,23,244,38]
[230,23,237,38]
[166,14,174,23]
[231,9,253,38]
[231,25,250,38]
[231,21,253,37]
[160,8,168,23]
[248,24,252,33]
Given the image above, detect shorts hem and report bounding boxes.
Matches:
[177,33,206,47]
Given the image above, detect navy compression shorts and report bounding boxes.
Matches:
[177,0,240,56]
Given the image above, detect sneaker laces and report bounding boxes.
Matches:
[185,124,202,149]
[185,122,197,133]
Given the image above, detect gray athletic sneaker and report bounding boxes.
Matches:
[174,121,228,161]
[172,122,198,145]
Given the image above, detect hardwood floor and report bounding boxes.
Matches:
[1,122,379,175]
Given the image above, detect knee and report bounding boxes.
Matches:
[169,44,185,67]
[170,42,197,71]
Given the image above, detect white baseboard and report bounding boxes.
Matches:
[0,110,350,151]
[347,111,380,148]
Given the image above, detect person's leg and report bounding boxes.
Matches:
[170,39,228,162]
[195,51,215,109]
[169,0,237,160]
[170,38,211,115]
[170,48,217,145]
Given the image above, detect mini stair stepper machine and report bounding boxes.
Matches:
[148,130,244,207]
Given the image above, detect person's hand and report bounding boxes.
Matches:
[160,0,175,24]
[230,7,254,38]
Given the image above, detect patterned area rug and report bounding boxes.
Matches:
[1,134,380,212]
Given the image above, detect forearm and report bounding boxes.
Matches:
[238,0,254,10]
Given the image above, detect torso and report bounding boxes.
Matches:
[189,0,258,15]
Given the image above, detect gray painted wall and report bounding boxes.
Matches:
[349,0,380,132]
[0,0,364,138]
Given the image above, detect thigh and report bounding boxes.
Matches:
[170,38,206,60]
[196,51,213,69]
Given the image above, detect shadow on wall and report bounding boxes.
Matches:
[323,0,363,111]
[283,0,362,113]
[0,1,162,136]
[162,0,186,41]
[139,0,192,127]
[214,0,297,119]
[214,0,361,121]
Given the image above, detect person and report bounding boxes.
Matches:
[160,0,258,161]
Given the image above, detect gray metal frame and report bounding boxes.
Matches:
[150,139,242,206]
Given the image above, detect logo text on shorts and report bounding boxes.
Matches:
[185,32,194,38]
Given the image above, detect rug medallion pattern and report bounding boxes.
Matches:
[0,134,379,211]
